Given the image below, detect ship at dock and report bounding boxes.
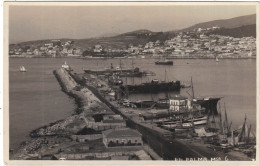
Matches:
[84,61,154,77]
[119,79,181,94]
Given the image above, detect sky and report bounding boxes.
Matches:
[8,4,256,43]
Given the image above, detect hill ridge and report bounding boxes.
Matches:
[181,14,256,32]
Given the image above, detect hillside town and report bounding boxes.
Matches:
[9,26,256,59]
[9,40,83,57]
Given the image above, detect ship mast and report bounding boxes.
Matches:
[212,108,216,129]
[119,59,123,74]
[206,107,211,128]
[224,103,229,133]
[165,69,167,82]
[239,114,247,142]
[228,121,232,133]
[190,76,195,131]
[218,103,223,134]
[191,77,195,99]
[132,58,134,69]
[247,124,251,144]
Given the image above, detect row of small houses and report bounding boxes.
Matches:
[71,127,143,148]
[9,47,83,57]
[74,114,144,148]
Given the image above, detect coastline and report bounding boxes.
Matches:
[8,55,256,60]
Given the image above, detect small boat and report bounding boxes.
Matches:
[115,66,121,71]
[122,99,131,107]
[155,60,173,65]
[184,116,208,125]
[174,126,192,132]
[19,66,27,72]
[143,71,156,76]
[180,82,191,88]
[192,119,207,126]
[108,75,123,85]
[62,61,73,71]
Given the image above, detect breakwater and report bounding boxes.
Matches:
[30,68,103,138]
[53,69,84,114]
[53,69,77,92]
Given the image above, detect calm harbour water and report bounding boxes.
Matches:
[9,57,256,150]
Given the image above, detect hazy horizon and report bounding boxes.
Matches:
[9,5,256,44]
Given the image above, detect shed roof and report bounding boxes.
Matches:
[169,96,187,100]
[102,119,125,123]
[103,128,142,138]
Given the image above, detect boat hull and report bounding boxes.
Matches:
[118,72,143,77]
[155,61,173,65]
[120,81,181,93]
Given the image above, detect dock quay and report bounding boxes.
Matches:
[67,71,249,160]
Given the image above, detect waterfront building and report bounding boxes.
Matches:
[102,128,143,147]
[40,46,48,51]
[101,118,126,128]
[103,114,124,121]
[74,48,83,55]
[93,44,103,53]
[169,96,187,112]
[62,48,68,54]
[44,43,54,47]
[48,50,57,57]
[14,51,21,55]
[71,134,102,142]
[9,50,14,55]
[155,40,161,46]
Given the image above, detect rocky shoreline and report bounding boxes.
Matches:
[10,68,114,160]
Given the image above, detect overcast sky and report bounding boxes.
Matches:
[9,4,256,43]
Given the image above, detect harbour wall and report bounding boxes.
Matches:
[53,68,93,114]
[53,69,84,114]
